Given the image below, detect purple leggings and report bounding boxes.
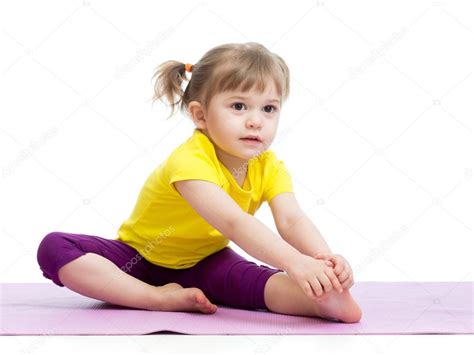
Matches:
[36,231,283,311]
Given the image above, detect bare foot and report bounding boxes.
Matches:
[148,282,218,314]
[313,289,362,323]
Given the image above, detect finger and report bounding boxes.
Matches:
[314,254,330,261]
[318,254,335,262]
[344,261,353,277]
[324,260,335,268]
[348,276,354,289]
[343,274,354,288]
[333,262,344,276]
[303,279,322,299]
[318,273,333,294]
[325,267,343,293]
[341,274,354,289]
[309,278,325,298]
[327,257,343,274]
[314,254,335,268]
[301,280,318,300]
[341,260,352,274]
[317,253,335,260]
[316,254,337,268]
[338,270,351,284]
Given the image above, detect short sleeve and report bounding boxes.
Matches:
[262,155,293,203]
[166,149,222,193]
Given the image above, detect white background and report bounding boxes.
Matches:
[1,0,473,354]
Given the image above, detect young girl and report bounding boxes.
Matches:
[37,42,361,323]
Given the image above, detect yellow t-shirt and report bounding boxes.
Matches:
[115,128,293,269]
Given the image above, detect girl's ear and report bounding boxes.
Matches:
[188,101,207,130]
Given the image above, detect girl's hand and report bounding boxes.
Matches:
[314,253,354,290]
[286,254,344,301]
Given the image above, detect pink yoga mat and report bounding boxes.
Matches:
[1,282,472,335]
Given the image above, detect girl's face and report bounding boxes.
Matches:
[189,81,281,166]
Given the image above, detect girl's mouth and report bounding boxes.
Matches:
[240,138,262,145]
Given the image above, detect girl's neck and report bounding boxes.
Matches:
[215,147,248,179]
[198,128,249,178]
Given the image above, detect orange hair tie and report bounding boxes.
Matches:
[184,63,193,73]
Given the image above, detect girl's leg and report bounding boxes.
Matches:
[37,232,217,313]
[263,272,362,323]
[57,252,217,313]
[169,246,361,322]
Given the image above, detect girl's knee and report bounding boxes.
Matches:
[36,232,72,286]
[37,232,60,258]
[36,232,71,269]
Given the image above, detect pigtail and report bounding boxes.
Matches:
[150,60,189,119]
[148,42,290,121]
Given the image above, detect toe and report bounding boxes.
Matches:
[193,290,217,313]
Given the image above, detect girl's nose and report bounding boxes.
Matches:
[246,115,263,128]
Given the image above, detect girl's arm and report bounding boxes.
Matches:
[175,179,344,299]
[174,180,303,271]
[269,192,334,256]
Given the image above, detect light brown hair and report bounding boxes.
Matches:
[150,42,290,119]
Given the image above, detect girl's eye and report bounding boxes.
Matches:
[231,103,278,113]
[264,105,277,113]
[231,102,246,111]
